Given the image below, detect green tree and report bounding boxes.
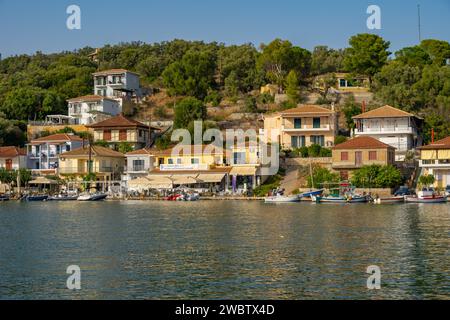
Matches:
[341,95,362,130]
[257,39,311,90]
[118,142,134,154]
[344,34,391,81]
[162,50,216,99]
[307,167,340,188]
[285,70,300,104]
[419,174,435,189]
[224,71,240,98]
[420,39,450,65]
[351,165,402,188]
[173,97,207,129]
[311,46,345,75]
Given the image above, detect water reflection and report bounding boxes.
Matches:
[0,201,448,299]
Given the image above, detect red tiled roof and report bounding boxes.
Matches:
[67,95,117,103]
[333,136,395,150]
[59,145,125,158]
[152,145,228,157]
[92,69,139,76]
[126,148,154,156]
[87,114,149,129]
[281,104,334,116]
[0,146,26,158]
[353,105,416,119]
[419,136,450,150]
[31,134,83,143]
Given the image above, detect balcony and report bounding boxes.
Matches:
[355,126,416,135]
[59,166,115,174]
[420,159,450,168]
[160,164,209,171]
[282,124,331,132]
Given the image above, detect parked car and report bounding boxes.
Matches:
[445,185,450,197]
[394,186,413,197]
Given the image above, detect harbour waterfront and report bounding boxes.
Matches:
[0,201,449,300]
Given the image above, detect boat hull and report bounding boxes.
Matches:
[373,196,405,204]
[264,196,300,203]
[77,194,108,201]
[405,196,447,203]
[313,195,368,203]
[23,195,48,202]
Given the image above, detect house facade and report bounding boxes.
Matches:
[0,147,27,170]
[27,134,84,174]
[67,95,121,125]
[125,148,155,180]
[88,114,154,151]
[263,105,338,149]
[352,105,422,161]
[59,145,125,182]
[93,69,142,104]
[332,136,396,180]
[418,136,450,188]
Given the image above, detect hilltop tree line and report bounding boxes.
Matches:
[1,35,450,146]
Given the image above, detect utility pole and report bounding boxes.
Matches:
[418,4,422,43]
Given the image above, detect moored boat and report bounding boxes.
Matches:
[0,195,10,202]
[22,195,49,202]
[299,189,324,198]
[77,193,108,201]
[405,190,448,204]
[48,194,79,201]
[312,194,368,203]
[372,196,405,204]
[264,195,300,203]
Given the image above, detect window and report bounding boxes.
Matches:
[369,151,377,161]
[191,158,200,165]
[168,159,174,165]
[291,136,299,148]
[119,130,127,141]
[310,136,325,146]
[341,152,349,161]
[294,118,302,129]
[339,79,346,88]
[133,160,145,172]
[313,118,321,129]
[233,152,246,165]
[103,130,112,141]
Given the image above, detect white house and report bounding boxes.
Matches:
[124,148,156,181]
[67,95,121,125]
[0,147,27,171]
[92,69,142,105]
[352,105,422,161]
[27,133,84,174]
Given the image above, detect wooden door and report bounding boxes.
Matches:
[355,151,363,166]
[5,159,13,171]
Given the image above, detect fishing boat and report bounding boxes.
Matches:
[21,195,49,202]
[299,189,324,198]
[77,193,108,201]
[372,196,405,204]
[405,191,447,203]
[312,183,368,204]
[264,188,301,203]
[0,195,10,202]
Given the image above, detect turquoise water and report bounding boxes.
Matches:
[0,201,449,300]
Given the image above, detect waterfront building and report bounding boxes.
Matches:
[418,136,450,189]
[58,145,125,182]
[92,69,142,105]
[263,104,338,149]
[126,143,264,193]
[332,136,396,180]
[27,133,84,175]
[87,114,157,151]
[352,105,422,161]
[67,95,121,125]
[0,147,27,170]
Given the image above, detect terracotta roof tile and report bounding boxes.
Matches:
[353,105,416,119]
[92,69,139,76]
[59,145,125,158]
[0,146,26,158]
[419,136,450,150]
[31,134,83,143]
[152,145,228,157]
[67,95,117,103]
[333,136,395,150]
[126,148,154,156]
[281,104,334,116]
[87,114,149,129]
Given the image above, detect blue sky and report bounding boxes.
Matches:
[0,0,449,57]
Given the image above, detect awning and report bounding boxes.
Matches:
[171,175,198,185]
[197,173,226,183]
[128,177,152,187]
[230,167,257,176]
[29,177,58,185]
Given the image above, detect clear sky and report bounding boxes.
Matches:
[0,0,449,57]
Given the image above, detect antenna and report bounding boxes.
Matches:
[418,4,422,43]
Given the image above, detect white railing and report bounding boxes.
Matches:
[160,164,209,171]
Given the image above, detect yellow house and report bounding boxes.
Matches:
[332,136,396,180]
[418,136,450,188]
[263,104,337,149]
[58,145,125,181]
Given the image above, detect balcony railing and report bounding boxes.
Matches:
[419,159,450,167]
[59,166,116,174]
[282,125,331,131]
[355,127,415,134]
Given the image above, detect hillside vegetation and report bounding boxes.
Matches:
[1,35,449,147]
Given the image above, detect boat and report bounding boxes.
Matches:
[77,193,108,201]
[0,195,10,202]
[48,194,79,201]
[264,194,300,203]
[21,195,49,202]
[312,183,368,204]
[405,191,447,203]
[372,196,405,204]
[299,189,324,198]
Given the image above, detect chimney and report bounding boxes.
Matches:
[362,100,366,113]
[431,128,435,143]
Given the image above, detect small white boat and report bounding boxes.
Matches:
[264,195,300,203]
[77,193,108,201]
[405,191,447,204]
[372,196,405,204]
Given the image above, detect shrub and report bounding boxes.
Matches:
[351,165,403,188]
